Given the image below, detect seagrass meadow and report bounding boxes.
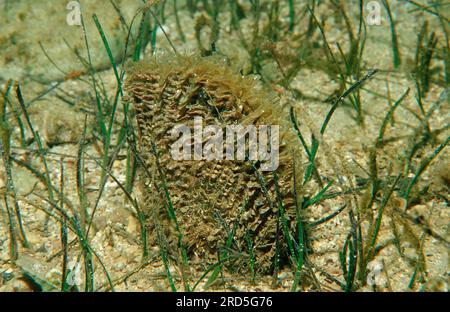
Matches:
[0,0,448,292]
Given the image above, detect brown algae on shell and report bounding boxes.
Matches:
[125,53,302,273]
